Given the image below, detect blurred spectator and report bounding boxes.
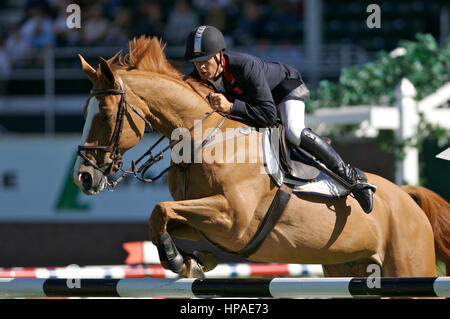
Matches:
[267,40,305,67]
[264,0,302,44]
[203,5,233,47]
[6,26,30,67]
[102,0,122,21]
[53,0,81,46]
[163,0,199,45]
[249,37,275,59]
[0,0,310,68]
[204,5,227,32]
[191,0,232,19]
[192,0,232,12]
[19,5,54,65]
[0,35,11,95]
[105,6,133,46]
[23,0,51,19]
[293,0,305,18]
[232,1,264,46]
[20,5,54,48]
[80,4,108,46]
[131,1,165,38]
[248,37,304,71]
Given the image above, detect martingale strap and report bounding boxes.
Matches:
[129,109,226,184]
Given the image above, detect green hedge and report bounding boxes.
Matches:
[310,33,450,110]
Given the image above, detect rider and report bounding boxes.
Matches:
[184,25,375,213]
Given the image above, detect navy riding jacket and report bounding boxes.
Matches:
[190,51,308,127]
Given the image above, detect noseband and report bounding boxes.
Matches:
[77,76,153,185]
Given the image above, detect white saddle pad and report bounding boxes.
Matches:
[261,128,350,198]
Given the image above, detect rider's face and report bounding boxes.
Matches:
[193,53,222,80]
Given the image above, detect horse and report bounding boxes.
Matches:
[72,36,449,278]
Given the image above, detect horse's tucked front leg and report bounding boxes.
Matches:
[148,195,231,278]
[148,202,184,274]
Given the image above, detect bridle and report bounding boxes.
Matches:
[77,76,154,188]
[77,75,227,191]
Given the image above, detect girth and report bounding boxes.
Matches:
[199,185,292,259]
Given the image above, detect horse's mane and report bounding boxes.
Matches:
[109,35,213,99]
[109,36,184,80]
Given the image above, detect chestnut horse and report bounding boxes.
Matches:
[72,36,449,278]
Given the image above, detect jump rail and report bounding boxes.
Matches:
[0,263,323,279]
[0,277,449,298]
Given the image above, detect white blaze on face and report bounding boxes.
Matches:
[72,97,100,185]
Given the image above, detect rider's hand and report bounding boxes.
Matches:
[208,93,232,113]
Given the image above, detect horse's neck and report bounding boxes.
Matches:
[121,71,211,138]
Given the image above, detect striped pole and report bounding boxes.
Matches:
[0,263,323,279]
[0,277,449,298]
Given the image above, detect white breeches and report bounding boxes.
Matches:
[277,99,306,146]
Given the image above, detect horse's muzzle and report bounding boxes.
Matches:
[73,164,107,195]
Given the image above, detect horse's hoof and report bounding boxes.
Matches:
[193,250,218,272]
[188,258,205,279]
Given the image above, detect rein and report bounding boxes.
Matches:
[78,76,226,191]
[121,108,220,187]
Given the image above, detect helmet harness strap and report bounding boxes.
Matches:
[212,51,224,81]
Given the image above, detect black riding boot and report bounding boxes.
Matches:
[298,128,375,213]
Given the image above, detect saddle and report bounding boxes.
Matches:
[278,125,321,182]
[262,126,350,198]
[199,122,350,198]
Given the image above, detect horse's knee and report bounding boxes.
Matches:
[148,202,171,243]
[151,202,171,220]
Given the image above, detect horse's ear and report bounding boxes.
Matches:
[99,57,115,86]
[78,54,97,83]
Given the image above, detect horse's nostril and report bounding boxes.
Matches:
[80,172,93,189]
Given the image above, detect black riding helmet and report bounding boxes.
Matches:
[184,25,226,62]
